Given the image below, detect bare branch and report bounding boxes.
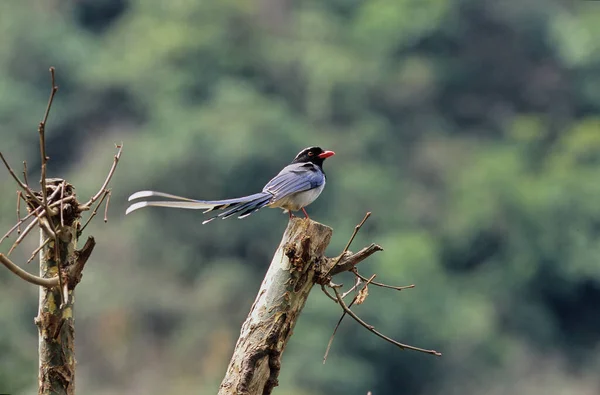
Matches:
[26,238,51,265]
[38,67,59,217]
[0,152,43,208]
[103,189,111,222]
[16,191,22,234]
[41,67,58,127]
[324,243,384,278]
[332,286,441,357]
[80,144,123,210]
[342,212,371,255]
[33,210,56,241]
[321,284,337,302]
[341,276,362,299]
[0,254,58,287]
[0,207,41,245]
[23,160,29,186]
[60,181,65,227]
[354,270,415,291]
[7,217,39,256]
[323,212,372,278]
[323,274,376,364]
[79,189,110,234]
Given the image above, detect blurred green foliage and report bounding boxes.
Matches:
[1,0,600,394]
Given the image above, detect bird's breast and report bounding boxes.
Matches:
[269,183,325,211]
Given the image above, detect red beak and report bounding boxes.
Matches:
[318,150,335,159]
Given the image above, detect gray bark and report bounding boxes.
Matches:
[218,218,333,395]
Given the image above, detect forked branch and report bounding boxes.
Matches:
[0,67,121,291]
[332,286,441,356]
[318,212,440,360]
[323,274,377,364]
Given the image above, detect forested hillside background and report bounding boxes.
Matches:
[1,1,600,394]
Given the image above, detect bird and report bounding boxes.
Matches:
[126,146,335,224]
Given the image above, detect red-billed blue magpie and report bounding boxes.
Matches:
[126,146,335,223]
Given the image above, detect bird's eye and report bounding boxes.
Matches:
[308,152,314,156]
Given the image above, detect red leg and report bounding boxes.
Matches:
[301,207,310,219]
[288,211,295,219]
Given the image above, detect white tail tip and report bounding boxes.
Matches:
[128,191,156,201]
[125,201,149,215]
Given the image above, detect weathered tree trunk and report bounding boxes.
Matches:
[0,68,115,395]
[218,218,333,395]
[34,179,80,395]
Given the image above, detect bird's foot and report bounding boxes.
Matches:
[301,207,310,219]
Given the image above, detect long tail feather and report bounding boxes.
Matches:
[128,190,200,202]
[126,200,217,215]
[125,190,273,220]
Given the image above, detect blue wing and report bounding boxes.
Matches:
[262,162,325,200]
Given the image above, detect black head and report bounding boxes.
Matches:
[291,146,335,168]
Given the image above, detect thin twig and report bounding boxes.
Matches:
[342,212,371,255]
[0,207,42,245]
[60,181,65,227]
[323,212,371,278]
[323,274,376,364]
[38,67,58,218]
[7,217,39,256]
[22,161,29,186]
[25,208,54,245]
[354,270,415,291]
[0,254,58,287]
[41,67,58,127]
[332,286,441,357]
[341,276,363,299]
[80,144,123,210]
[39,163,49,219]
[103,189,111,222]
[79,190,110,234]
[38,218,56,241]
[321,284,337,302]
[16,191,22,234]
[26,238,51,265]
[0,152,43,208]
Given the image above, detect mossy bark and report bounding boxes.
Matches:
[218,218,333,395]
